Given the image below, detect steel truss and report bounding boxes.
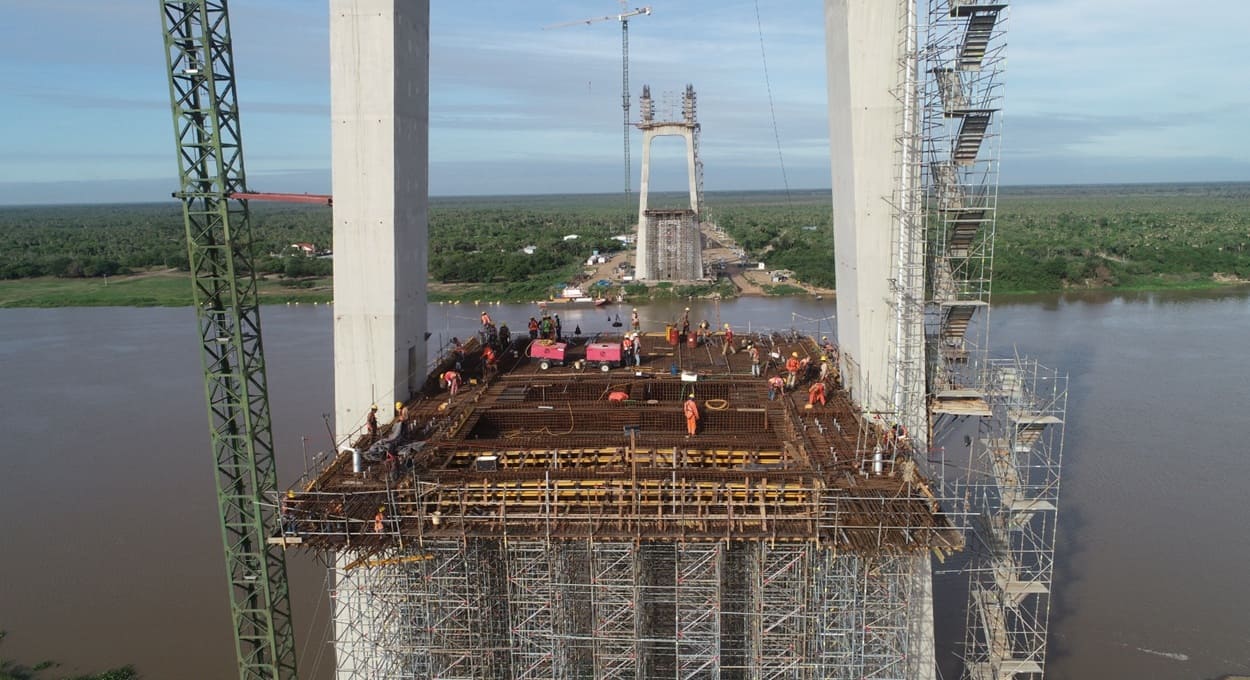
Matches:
[158,2,296,678]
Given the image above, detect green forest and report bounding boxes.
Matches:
[1,183,1248,306]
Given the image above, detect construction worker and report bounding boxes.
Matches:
[631,308,641,332]
[621,334,634,366]
[748,343,762,376]
[768,374,785,400]
[373,506,385,533]
[808,380,827,407]
[498,322,511,348]
[784,352,801,389]
[697,319,710,344]
[452,337,465,371]
[818,356,831,383]
[684,393,700,437]
[680,307,691,339]
[721,323,736,356]
[553,313,562,341]
[480,310,493,327]
[482,344,498,377]
[632,332,643,366]
[442,369,461,398]
[281,490,298,534]
[527,317,540,340]
[366,404,379,437]
[539,315,553,340]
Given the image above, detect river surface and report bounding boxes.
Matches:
[1,291,1247,678]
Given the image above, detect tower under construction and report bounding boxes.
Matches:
[278,1,1068,678]
[633,84,705,282]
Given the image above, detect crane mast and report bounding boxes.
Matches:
[547,4,651,212]
[158,2,297,678]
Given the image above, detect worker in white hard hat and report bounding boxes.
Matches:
[366,404,379,438]
[631,307,641,332]
[785,352,801,389]
[721,322,736,356]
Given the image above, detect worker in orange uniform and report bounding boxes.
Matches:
[621,334,634,366]
[366,404,379,437]
[748,343,762,376]
[784,352,801,389]
[684,394,700,437]
[482,344,497,377]
[442,369,461,399]
[373,506,385,533]
[808,380,827,407]
[721,323,736,356]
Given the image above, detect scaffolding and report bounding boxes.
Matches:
[922,0,1007,372]
[920,3,1067,678]
[960,359,1066,679]
[328,541,934,679]
[643,209,704,282]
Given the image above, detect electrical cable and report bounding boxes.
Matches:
[753,0,794,212]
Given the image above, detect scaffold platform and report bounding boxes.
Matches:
[279,331,961,561]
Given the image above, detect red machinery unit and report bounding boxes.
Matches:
[528,340,568,370]
[586,341,623,372]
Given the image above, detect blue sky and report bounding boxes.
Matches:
[1,0,1246,204]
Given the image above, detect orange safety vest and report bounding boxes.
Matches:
[684,399,699,420]
[622,337,632,350]
[786,357,800,373]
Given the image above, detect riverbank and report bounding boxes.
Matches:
[5,269,1249,308]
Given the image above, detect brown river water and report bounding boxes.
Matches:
[1,291,1247,678]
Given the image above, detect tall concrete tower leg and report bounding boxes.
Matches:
[685,132,699,216]
[635,132,653,281]
[330,0,429,438]
[826,3,935,679]
[329,3,429,674]
[825,0,904,416]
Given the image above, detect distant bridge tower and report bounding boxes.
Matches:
[634,84,704,281]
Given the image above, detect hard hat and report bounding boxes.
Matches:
[822,336,829,341]
[821,355,828,361]
[688,393,695,399]
[377,506,385,512]
[723,323,730,329]
[791,352,799,358]
[395,401,403,410]
[370,404,378,410]
[632,307,637,311]
[286,490,295,498]
[685,307,690,310]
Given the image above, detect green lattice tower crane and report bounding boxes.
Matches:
[158,2,298,678]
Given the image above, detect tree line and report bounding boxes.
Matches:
[3,184,1248,294]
